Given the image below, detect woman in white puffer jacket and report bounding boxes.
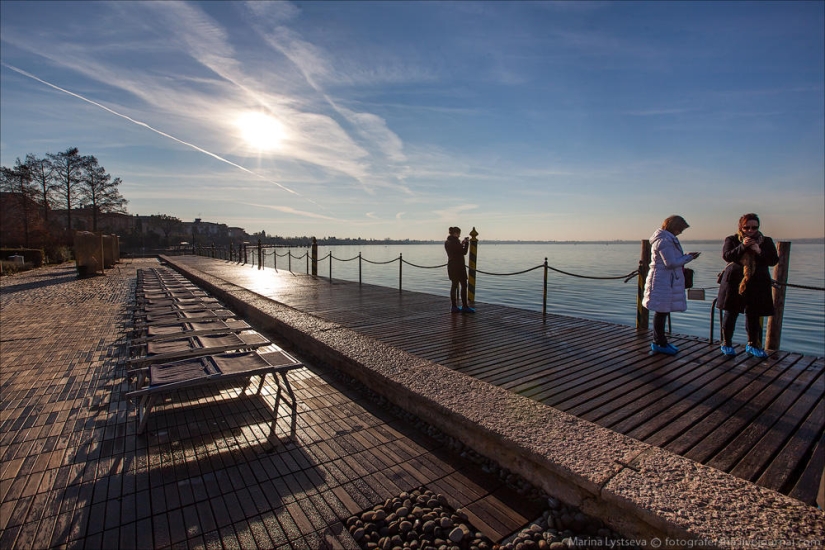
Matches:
[642,215,701,355]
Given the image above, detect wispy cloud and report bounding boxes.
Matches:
[2,63,304,200]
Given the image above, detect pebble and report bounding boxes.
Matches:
[337,374,642,550]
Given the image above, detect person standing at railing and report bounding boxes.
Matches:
[642,215,701,355]
[716,213,778,358]
[445,227,475,314]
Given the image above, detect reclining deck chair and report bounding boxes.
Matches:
[135,307,236,327]
[129,330,270,369]
[131,318,253,345]
[127,348,303,434]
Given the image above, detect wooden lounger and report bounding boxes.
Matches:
[127,348,303,434]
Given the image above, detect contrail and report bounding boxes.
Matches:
[2,63,307,200]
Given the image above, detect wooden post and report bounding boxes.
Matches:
[542,258,548,321]
[468,227,478,304]
[636,240,651,330]
[766,241,791,351]
[311,237,318,277]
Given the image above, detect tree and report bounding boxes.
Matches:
[77,156,127,232]
[149,214,182,246]
[0,158,36,247]
[25,153,56,224]
[48,147,88,233]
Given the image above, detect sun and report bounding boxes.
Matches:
[235,112,286,152]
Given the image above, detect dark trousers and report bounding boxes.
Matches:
[450,279,468,308]
[722,310,763,347]
[652,312,669,346]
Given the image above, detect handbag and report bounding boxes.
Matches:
[683,267,694,289]
[717,262,734,284]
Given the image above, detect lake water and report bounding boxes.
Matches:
[264,241,824,357]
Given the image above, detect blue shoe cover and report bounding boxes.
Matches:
[746,345,768,359]
[720,345,737,357]
[651,343,677,355]
[461,306,475,314]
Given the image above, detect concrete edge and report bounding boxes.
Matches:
[161,257,825,545]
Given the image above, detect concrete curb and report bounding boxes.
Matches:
[162,256,825,546]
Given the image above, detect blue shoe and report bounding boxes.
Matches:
[461,306,475,314]
[746,345,768,359]
[651,343,677,356]
[720,345,737,357]
[451,306,461,314]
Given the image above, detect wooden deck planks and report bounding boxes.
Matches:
[175,259,825,506]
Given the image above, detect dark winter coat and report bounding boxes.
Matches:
[444,235,468,282]
[716,234,778,315]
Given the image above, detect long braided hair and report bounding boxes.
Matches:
[737,213,763,295]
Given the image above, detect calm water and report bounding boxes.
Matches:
[265,242,825,357]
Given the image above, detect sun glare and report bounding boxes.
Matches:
[236,112,286,152]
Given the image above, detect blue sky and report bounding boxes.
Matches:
[1,1,823,241]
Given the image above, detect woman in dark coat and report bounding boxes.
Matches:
[444,227,474,313]
[717,213,778,358]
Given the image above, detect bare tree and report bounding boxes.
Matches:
[77,157,127,232]
[47,147,88,232]
[149,214,183,246]
[0,158,36,247]
[25,153,56,224]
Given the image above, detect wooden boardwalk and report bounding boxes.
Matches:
[169,256,825,507]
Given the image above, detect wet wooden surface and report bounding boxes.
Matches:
[170,256,825,506]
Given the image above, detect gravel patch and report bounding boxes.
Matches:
[334,372,641,550]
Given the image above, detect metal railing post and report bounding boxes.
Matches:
[329,253,333,282]
[399,253,403,291]
[358,253,362,285]
[258,239,262,270]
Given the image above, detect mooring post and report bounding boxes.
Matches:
[468,227,478,304]
[637,239,651,330]
[542,257,549,321]
[311,237,318,277]
[766,241,791,351]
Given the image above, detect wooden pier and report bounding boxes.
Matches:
[166,255,824,507]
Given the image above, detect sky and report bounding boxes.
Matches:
[1,1,823,242]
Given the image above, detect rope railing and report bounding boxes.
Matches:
[195,238,820,350]
[194,243,823,294]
